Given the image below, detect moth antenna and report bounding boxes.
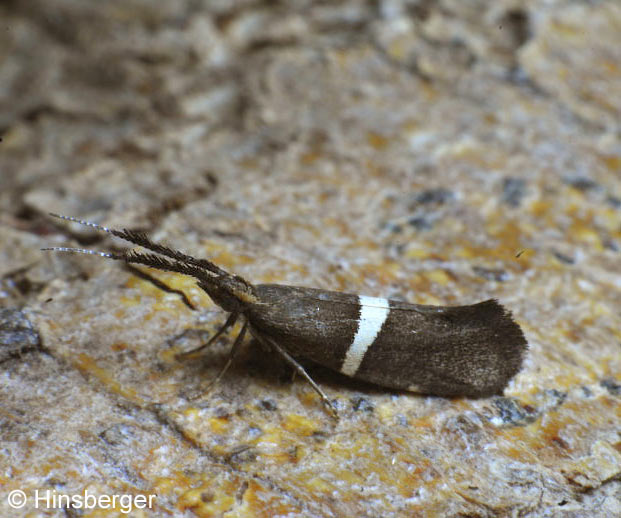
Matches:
[48,213,227,276]
[48,213,113,234]
[45,215,257,311]
[41,245,215,282]
[40,247,123,260]
[121,250,215,279]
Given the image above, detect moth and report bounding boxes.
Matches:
[44,214,527,416]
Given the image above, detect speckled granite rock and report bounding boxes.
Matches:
[1,1,620,517]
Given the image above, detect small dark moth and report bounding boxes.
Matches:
[43,214,527,416]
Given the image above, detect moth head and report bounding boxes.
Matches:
[198,274,258,313]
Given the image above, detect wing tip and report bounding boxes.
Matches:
[444,299,528,397]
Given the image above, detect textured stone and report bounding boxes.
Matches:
[1,1,620,517]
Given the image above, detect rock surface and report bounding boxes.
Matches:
[1,1,620,517]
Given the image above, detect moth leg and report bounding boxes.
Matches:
[252,330,338,418]
[126,264,196,310]
[187,319,248,400]
[176,312,238,359]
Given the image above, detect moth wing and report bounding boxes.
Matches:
[249,285,527,397]
[356,298,527,396]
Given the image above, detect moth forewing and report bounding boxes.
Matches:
[354,298,527,397]
[245,285,527,397]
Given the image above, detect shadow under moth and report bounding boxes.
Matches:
[43,214,528,416]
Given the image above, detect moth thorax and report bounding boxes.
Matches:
[199,275,256,312]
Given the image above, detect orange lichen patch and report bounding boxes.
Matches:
[73,353,144,406]
[281,414,319,437]
[297,389,323,411]
[124,276,163,299]
[405,246,434,260]
[123,272,207,315]
[498,395,620,466]
[324,462,366,488]
[598,394,621,418]
[250,426,287,449]
[567,220,604,250]
[179,406,201,423]
[250,431,301,465]
[119,295,142,308]
[158,343,183,364]
[152,301,183,317]
[425,269,452,286]
[599,207,621,232]
[159,272,199,294]
[380,260,404,282]
[150,469,233,506]
[213,249,256,269]
[529,198,554,219]
[502,434,540,464]
[251,254,312,284]
[599,153,621,171]
[241,480,306,518]
[110,342,128,352]
[120,283,161,308]
[152,474,184,498]
[177,478,236,517]
[353,237,381,252]
[483,220,530,258]
[36,454,73,475]
[207,416,230,435]
[539,419,578,456]
[326,270,357,292]
[304,474,334,493]
[417,293,444,306]
[325,434,438,494]
[405,273,432,296]
[552,371,591,390]
[394,456,438,496]
[453,243,489,261]
[559,318,604,351]
[354,262,400,287]
[367,131,390,150]
[406,416,435,430]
